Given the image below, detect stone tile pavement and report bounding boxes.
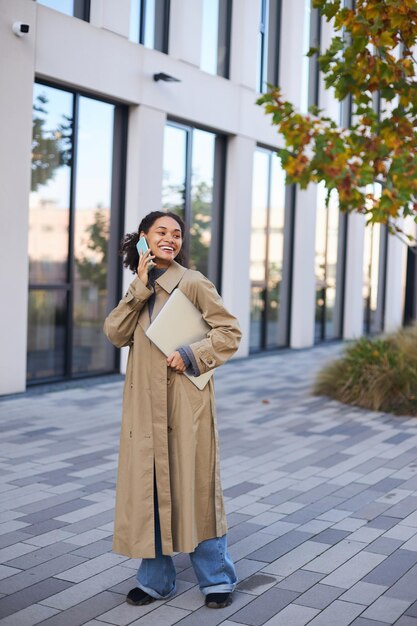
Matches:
[1,343,417,625]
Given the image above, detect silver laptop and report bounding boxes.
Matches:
[145,289,214,390]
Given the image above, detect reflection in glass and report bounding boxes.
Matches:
[250,149,286,351]
[363,222,381,334]
[162,124,220,278]
[29,84,73,285]
[326,195,339,337]
[162,125,187,221]
[300,0,312,113]
[266,154,286,348]
[190,130,215,276]
[72,97,115,374]
[363,184,382,335]
[129,0,168,50]
[27,289,66,380]
[201,0,220,74]
[314,185,340,341]
[37,0,74,16]
[250,151,268,350]
[129,0,142,42]
[143,0,156,47]
[257,0,268,93]
[250,286,265,351]
[257,0,281,92]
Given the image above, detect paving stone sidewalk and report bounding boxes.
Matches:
[2,343,417,625]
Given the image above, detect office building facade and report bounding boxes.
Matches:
[1,0,413,395]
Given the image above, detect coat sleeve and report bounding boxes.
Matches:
[185,273,242,375]
[103,277,153,348]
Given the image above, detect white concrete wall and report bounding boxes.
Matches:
[222,136,256,357]
[169,0,203,67]
[34,4,277,145]
[290,185,317,348]
[229,0,260,90]
[120,104,166,374]
[343,213,366,339]
[0,0,36,394]
[89,0,130,37]
[280,0,319,349]
[280,0,308,108]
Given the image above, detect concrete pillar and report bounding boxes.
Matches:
[384,231,407,333]
[0,0,36,394]
[120,104,166,373]
[89,0,131,38]
[280,0,309,108]
[169,0,203,67]
[319,18,340,122]
[229,0,260,89]
[343,212,366,339]
[290,185,317,348]
[222,135,256,358]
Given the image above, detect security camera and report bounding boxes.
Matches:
[12,22,30,37]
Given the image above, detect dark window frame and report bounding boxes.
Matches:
[28,79,128,385]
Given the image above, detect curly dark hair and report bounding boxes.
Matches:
[120,211,186,273]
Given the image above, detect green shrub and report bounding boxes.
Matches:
[313,325,417,416]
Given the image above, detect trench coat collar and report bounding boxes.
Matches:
[137,261,187,332]
[155,261,187,294]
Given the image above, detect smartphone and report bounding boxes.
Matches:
[136,236,155,266]
[136,236,149,256]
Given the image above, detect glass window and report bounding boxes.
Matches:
[257,0,281,93]
[37,0,89,20]
[162,123,225,286]
[250,151,269,351]
[162,125,187,221]
[129,0,170,53]
[362,184,386,335]
[300,1,321,113]
[27,290,67,381]
[190,130,215,277]
[314,185,341,342]
[250,148,287,351]
[28,83,126,384]
[267,154,286,348]
[30,84,72,285]
[200,0,232,77]
[72,97,115,375]
[363,222,382,335]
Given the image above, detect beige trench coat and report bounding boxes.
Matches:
[103,261,241,558]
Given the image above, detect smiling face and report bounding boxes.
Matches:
[141,216,183,269]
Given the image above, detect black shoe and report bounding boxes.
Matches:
[205,592,233,609]
[126,587,155,606]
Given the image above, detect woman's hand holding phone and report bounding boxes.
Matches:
[136,237,156,285]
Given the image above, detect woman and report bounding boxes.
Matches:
[103,211,242,609]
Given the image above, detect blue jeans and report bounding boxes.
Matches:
[136,489,237,599]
